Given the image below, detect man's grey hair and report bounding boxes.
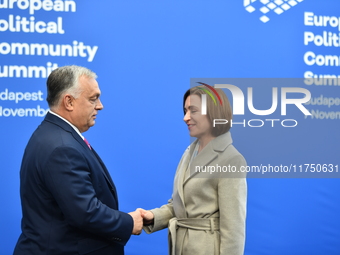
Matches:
[46,65,97,109]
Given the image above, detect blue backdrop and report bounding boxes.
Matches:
[1,0,339,254]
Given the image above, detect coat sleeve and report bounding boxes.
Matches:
[143,198,175,233]
[43,146,133,245]
[144,145,190,234]
[218,155,247,255]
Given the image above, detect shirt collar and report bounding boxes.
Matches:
[49,110,84,140]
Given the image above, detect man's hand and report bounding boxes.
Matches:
[128,210,143,235]
[137,208,154,226]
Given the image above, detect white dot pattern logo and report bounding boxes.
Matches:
[244,0,305,23]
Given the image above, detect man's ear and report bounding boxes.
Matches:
[64,94,74,111]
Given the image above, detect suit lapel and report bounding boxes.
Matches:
[44,113,119,203]
[72,135,119,204]
[91,148,118,196]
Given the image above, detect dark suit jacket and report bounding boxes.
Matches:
[13,112,133,255]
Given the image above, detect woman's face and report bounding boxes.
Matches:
[183,95,212,140]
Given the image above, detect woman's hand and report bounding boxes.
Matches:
[137,208,155,226]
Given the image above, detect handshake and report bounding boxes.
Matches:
[128,208,154,235]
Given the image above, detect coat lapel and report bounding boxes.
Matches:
[172,132,233,218]
[183,132,233,184]
[183,142,218,184]
[172,146,194,218]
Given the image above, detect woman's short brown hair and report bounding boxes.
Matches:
[183,85,233,137]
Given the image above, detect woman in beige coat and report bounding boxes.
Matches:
[141,85,247,255]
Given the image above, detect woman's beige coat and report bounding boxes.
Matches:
[144,132,247,255]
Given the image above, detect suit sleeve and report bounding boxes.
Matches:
[43,146,133,245]
[218,155,247,255]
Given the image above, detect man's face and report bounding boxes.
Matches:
[71,76,103,133]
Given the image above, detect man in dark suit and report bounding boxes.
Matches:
[13,65,142,255]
